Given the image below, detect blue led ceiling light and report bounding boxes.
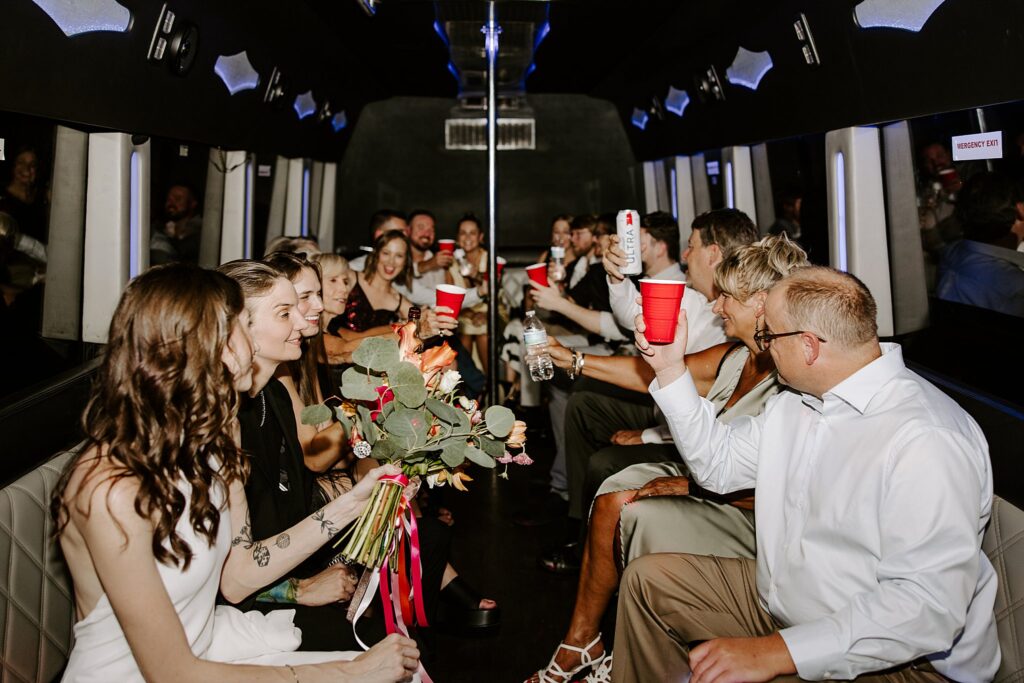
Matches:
[725,47,774,91]
[331,111,348,133]
[31,0,130,37]
[665,87,690,116]
[293,91,316,120]
[853,0,947,32]
[214,51,260,95]
[534,20,550,50]
[631,108,649,131]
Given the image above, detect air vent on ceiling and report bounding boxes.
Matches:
[445,118,536,150]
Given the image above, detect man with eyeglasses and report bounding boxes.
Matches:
[614,266,998,682]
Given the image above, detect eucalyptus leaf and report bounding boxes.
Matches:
[441,440,468,468]
[453,408,471,430]
[389,361,427,408]
[384,407,430,450]
[484,405,515,438]
[381,399,397,422]
[352,337,400,372]
[425,398,461,424]
[463,444,495,468]
[479,437,505,458]
[331,407,354,435]
[340,367,379,402]
[357,405,377,445]
[371,438,400,462]
[301,404,332,426]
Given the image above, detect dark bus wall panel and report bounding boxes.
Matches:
[335,94,639,251]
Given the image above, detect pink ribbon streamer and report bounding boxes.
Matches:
[355,473,434,683]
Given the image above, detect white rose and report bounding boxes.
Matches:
[438,370,462,394]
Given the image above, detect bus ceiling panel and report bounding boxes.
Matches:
[620,0,1024,160]
[0,0,356,160]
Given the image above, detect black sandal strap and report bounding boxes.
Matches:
[440,576,482,610]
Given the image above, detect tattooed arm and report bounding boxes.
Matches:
[220,463,399,603]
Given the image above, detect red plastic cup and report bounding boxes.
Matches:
[938,167,961,193]
[525,263,549,287]
[639,279,686,344]
[435,284,466,318]
[437,239,456,254]
[496,256,507,280]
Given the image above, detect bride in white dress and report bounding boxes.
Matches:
[52,264,419,683]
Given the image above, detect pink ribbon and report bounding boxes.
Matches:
[364,473,434,682]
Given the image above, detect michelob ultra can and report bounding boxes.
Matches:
[616,210,642,275]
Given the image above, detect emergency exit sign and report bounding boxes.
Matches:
[951,131,1003,161]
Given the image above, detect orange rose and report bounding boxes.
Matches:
[420,342,457,373]
[395,320,421,364]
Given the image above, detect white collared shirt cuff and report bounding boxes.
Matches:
[779,621,848,680]
[649,371,703,418]
[640,428,661,444]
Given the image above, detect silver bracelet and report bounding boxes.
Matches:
[577,352,586,376]
[286,664,300,683]
[569,350,584,380]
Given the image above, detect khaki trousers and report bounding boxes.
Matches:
[613,553,945,683]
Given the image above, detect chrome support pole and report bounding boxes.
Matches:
[974,107,995,172]
[484,2,501,406]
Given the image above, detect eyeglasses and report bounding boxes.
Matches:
[753,328,827,352]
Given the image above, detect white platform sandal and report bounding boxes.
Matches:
[529,634,606,683]
[582,653,612,683]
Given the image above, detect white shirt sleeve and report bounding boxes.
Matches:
[607,277,641,331]
[679,288,727,353]
[598,310,628,342]
[650,371,763,493]
[779,428,990,679]
[640,425,673,444]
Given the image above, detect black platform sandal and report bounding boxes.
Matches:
[438,576,501,631]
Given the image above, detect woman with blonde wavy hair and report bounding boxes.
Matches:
[53,263,418,682]
[527,234,809,683]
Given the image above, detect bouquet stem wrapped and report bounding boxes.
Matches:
[337,474,407,569]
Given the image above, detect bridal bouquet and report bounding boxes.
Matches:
[302,321,531,571]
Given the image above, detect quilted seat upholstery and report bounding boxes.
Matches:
[986,495,1024,682]
[0,449,76,683]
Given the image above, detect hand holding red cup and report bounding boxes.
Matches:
[525,263,549,287]
[639,279,686,344]
[435,284,466,319]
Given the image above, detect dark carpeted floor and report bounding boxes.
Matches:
[423,413,583,683]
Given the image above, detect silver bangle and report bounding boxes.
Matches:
[578,352,586,376]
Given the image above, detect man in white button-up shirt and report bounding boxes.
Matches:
[614,266,998,682]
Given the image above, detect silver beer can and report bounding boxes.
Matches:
[616,210,642,275]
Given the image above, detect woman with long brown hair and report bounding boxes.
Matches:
[53,263,418,682]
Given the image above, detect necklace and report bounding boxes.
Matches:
[258,390,267,428]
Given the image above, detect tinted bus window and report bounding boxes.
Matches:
[765,133,829,266]
[908,104,1024,318]
[149,138,209,268]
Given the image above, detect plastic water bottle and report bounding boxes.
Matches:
[549,246,567,283]
[523,311,554,381]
